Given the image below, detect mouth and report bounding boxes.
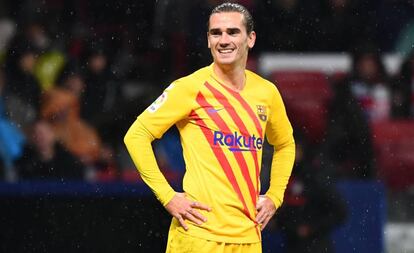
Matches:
[217,48,235,54]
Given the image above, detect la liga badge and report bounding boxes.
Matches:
[148,92,168,113]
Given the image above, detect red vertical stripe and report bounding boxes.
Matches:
[218,82,263,137]
[191,109,252,220]
[196,92,257,209]
[204,82,261,197]
[217,81,264,194]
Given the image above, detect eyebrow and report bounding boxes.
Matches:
[209,27,242,34]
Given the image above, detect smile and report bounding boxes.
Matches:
[218,48,235,54]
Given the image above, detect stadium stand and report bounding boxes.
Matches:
[372,120,414,190]
[271,70,333,143]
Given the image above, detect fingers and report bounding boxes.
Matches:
[191,201,212,211]
[255,197,276,231]
[255,199,266,224]
[183,209,203,225]
[177,215,189,231]
[165,193,211,231]
[188,208,208,223]
[260,216,271,231]
[256,208,266,225]
[175,208,206,231]
[256,209,273,231]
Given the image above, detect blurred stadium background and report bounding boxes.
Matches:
[0,0,414,252]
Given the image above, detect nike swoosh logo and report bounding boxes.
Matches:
[207,108,225,113]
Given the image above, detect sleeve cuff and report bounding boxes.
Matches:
[265,192,283,210]
[159,189,177,206]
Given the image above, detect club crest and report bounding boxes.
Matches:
[257,105,267,122]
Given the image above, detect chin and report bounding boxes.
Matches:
[215,57,236,66]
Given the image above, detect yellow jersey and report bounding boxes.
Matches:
[124,64,295,243]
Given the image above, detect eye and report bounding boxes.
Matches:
[227,28,241,36]
[209,29,222,36]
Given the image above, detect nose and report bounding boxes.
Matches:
[219,32,231,45]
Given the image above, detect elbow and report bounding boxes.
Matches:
[123,120,155,149]
[124,130,131,147]
[275,136,295,152]
[124,126,133,148]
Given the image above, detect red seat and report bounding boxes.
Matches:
[372,120,414,190]
[271,71,332,143]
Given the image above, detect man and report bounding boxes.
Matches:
[124,3,295,252]
[16,120,84,179]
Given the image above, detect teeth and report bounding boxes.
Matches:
[218,49,234,53]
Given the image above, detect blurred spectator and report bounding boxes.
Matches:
[0,64,37,134]
[391,50,414,118]
[2,72,37,133]
[15,119,84,179]
[40,87,101,168]
[80,44,120,144]
[0,68,25,181]
[58,66,85,99]
[4,39,42,111]
[94,143,118,181]
[0,18,16,56]
[34,50,66,91]
[348,50,392,122]
[277,133,347,253]
[321,50,380,178]
[23,21,51,53]
[322,88,374,179]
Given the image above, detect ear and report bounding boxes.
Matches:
[247,31,256,49]
[207,32,211,48]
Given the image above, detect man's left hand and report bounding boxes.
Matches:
[255,195,276,231]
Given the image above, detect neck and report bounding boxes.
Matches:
[213,62,246,91]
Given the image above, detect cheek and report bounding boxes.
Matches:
[208,36,217,49]
[239,41,250,52]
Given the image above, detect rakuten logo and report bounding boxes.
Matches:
[213,131,263,152]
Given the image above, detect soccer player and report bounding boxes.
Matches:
[124,2,295,252]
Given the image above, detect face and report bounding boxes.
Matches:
[207,12,255,69]
[64,75,85,97]
[89,54,107,73]
[19,52,36,73]
[357,55,379,81]
[32,121,56,151]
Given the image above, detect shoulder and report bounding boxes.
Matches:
[175,66,210,85]
[246,69,280,97]
[168,66,211,94]
[246,69,277,88]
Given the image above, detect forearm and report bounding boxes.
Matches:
[124,119,176,205]
[265,138,295,209]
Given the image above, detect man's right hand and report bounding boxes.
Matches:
[165,192,212,231]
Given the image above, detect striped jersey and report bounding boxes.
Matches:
[129,64,295,243]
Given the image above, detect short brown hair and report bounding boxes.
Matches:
[208,2,254,34]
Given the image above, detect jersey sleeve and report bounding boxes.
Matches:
[265,85,296,209]
[124,119,176,205]
[137,80,196,139]
[124,80,196,205]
